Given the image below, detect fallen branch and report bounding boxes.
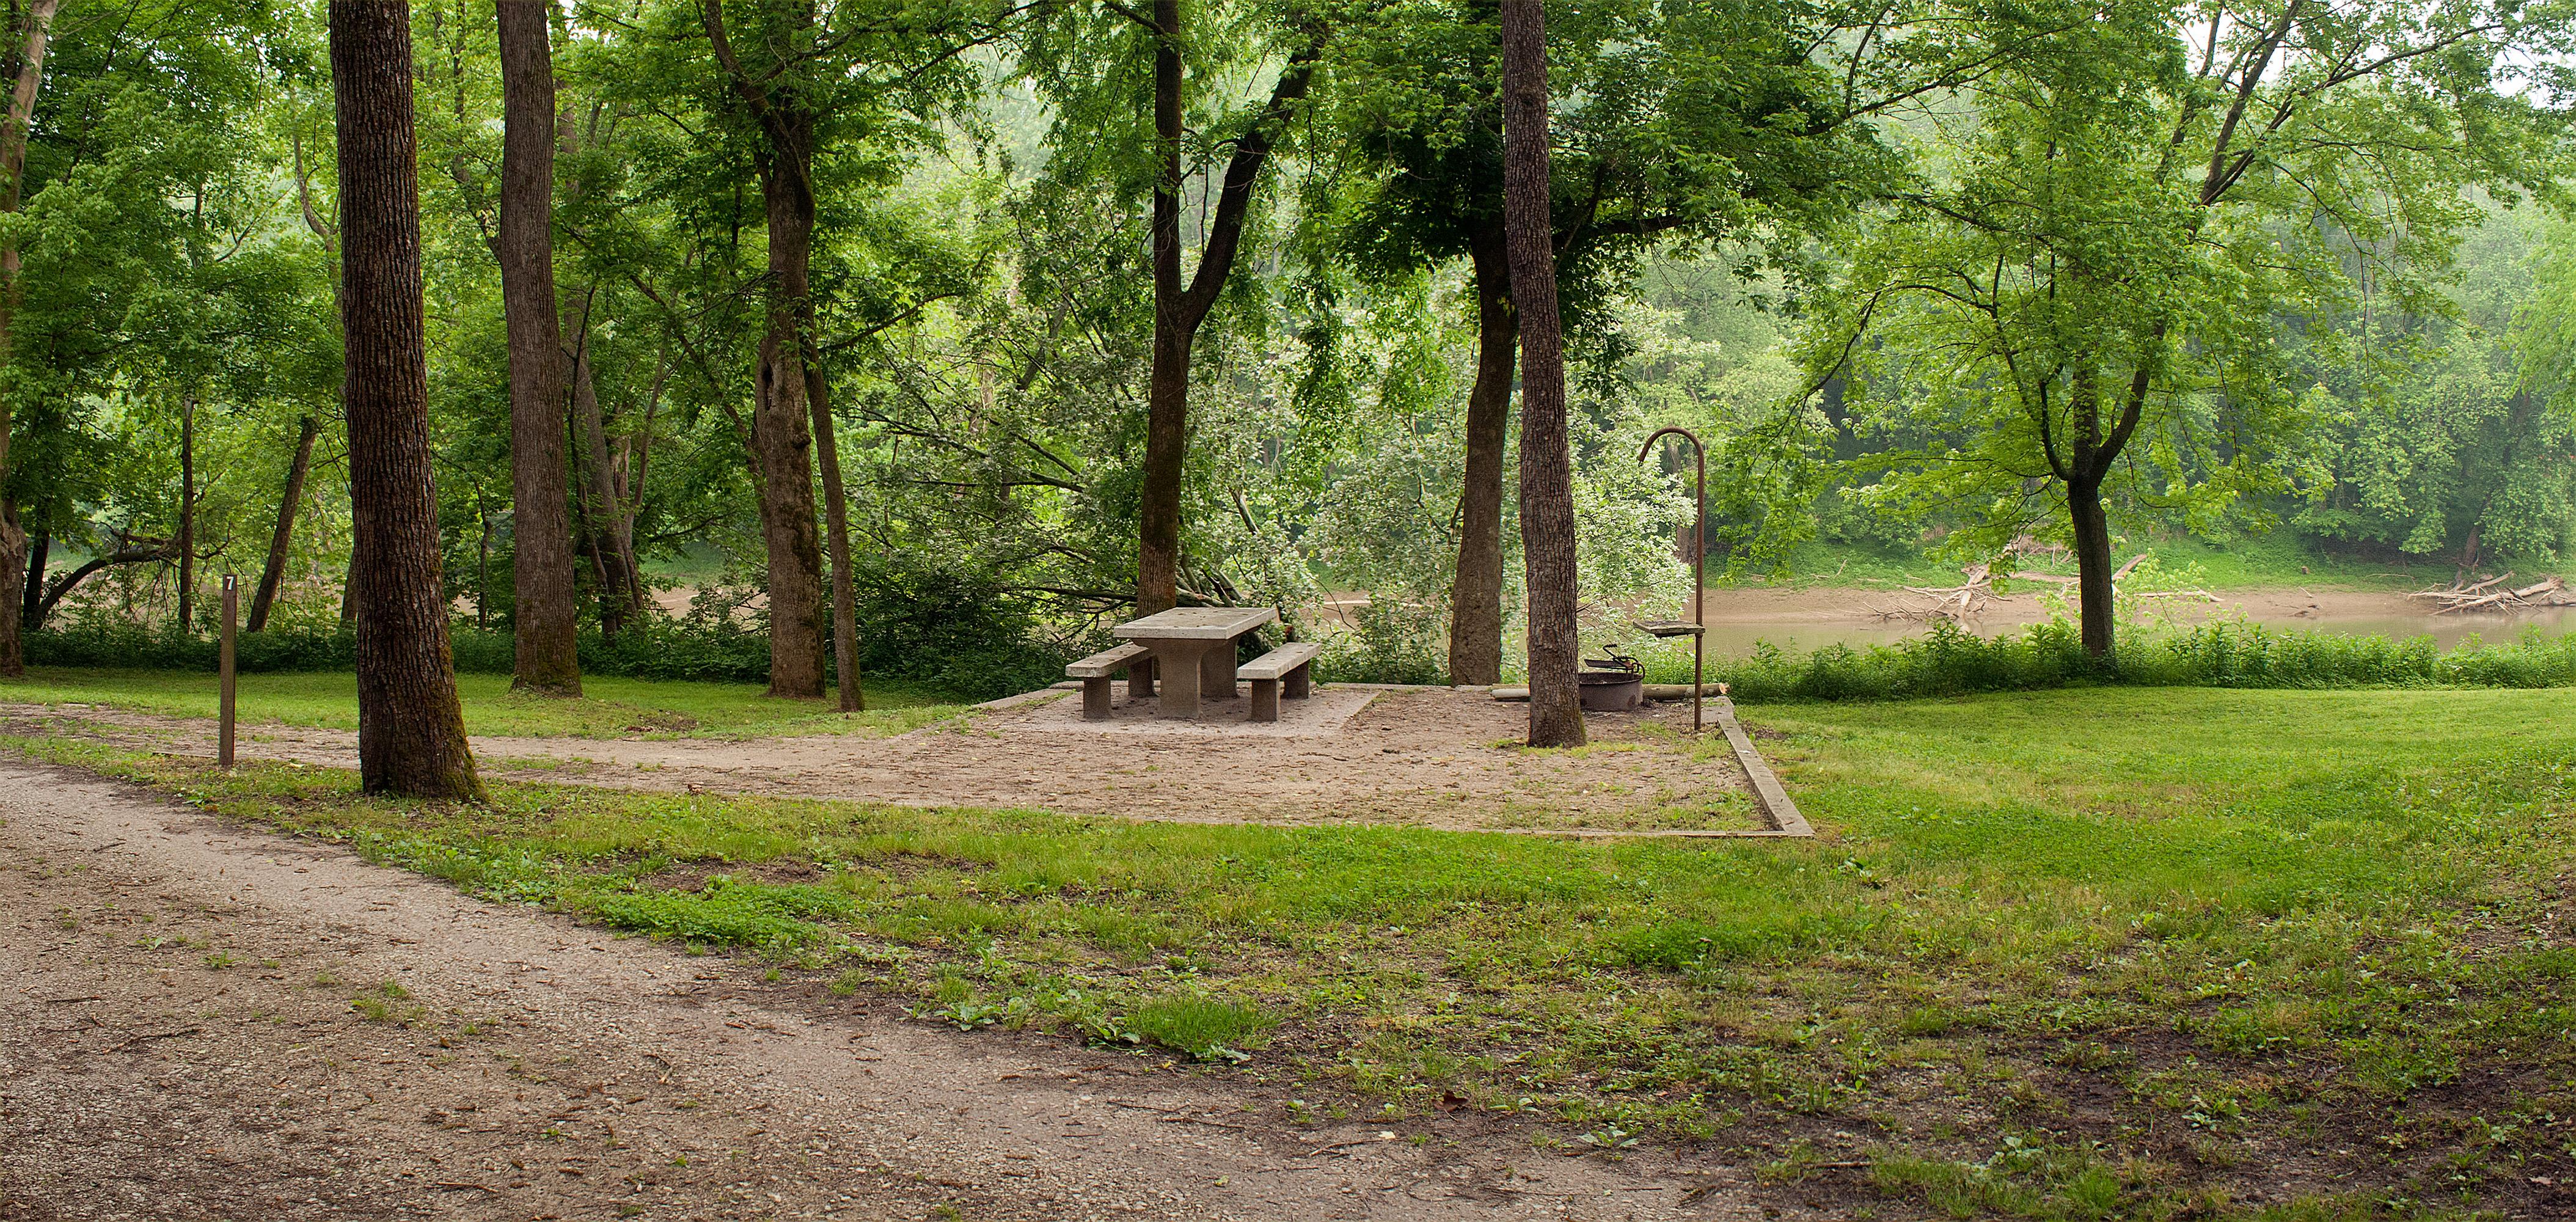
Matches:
[100,1025,200,1054]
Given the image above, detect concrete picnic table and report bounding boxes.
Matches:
[1113,606,1278,719]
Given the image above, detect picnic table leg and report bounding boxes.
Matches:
[1201,636,1239,700]
[1158,641,1208,719]
[1128,655,1155,700]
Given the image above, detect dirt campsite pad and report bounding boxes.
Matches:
[0,763,1776,1221]
[13,687,1766,835]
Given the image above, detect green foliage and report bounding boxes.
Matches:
[1312,598,1449,686]
[852,559,1071,701]
[1787,0,2576,648]
[1699,619,2576,703]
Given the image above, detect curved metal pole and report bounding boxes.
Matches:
[1637,427,1706,732]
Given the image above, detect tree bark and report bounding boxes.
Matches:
[249,414,320,631]
[1137,0,1188,616]
[496,0,582,695]
[331,0,483,800]
[1499,0,1583,748]
[19,530,42,631]
[1135,6,1318,615]
[2067,474,2115,662]
[177,393,196,630]
[702,0,827,699]
[1448,219,1515,686]
[806,359,863,712]
[0,0,60,679]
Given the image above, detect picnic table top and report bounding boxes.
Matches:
[1112,606,1278,641]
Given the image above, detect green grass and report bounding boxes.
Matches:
[0,667,967,739]
[16,686,2576,1218]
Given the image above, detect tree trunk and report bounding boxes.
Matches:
[1136,0,1188,617]
[748,178,827,697]
[1449,219,1515,686]
[0,0,56,679]
[19,530,42,631]
[1132,8,1319,616]
[2067,475,2115,662]
[806,358,863,712]
[566,306,642,634]
[177,393,197,630]
[340,547,358,624]
[701,0,826,699]
[331,0,483,800]
[1499,0,1583,748]
[496,0,581,695]
[249,414,320,631]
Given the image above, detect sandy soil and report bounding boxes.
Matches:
[1697,582,2428,626]
[0,763,1787,1221]
[14,688,1761,835]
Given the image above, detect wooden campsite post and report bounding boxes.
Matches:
[219,573,238,768]
[1637,428,1707,733]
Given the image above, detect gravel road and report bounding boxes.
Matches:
[0,762,1767,1221]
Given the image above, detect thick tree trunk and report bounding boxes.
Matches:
[1136,0,1187,617]
[19,530,42,630]
[1449,221,1515,686]
[248,414,320,631]
[701,0,826,699]
[806,359,863,712]
[750,181,827,698]
[2067,475,2115,662]
[1499,0,1583,748]
[176,393,196,630]
[331,0,483,800]
[496,0,582,695]
[0,0,57,679]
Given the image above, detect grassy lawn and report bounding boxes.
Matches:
[0,667,968,739]
[14,686,2576,1218]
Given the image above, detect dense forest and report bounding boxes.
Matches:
[2,0,2573,706]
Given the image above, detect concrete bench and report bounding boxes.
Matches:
[1067,642,1152,720]
[1238,641,1321,722]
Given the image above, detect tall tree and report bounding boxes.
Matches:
[175,392,196,627]
[0,0,58,677]
[1498,0,1581,746]
[699,0,831,698]
[1020,1,1319,616]
[1135,3,1317,615]
[331,0,483,799]
[496,0,582,694]
[1809,0,2576,660]
[1322,0,1902,683]
[247,413,320,631]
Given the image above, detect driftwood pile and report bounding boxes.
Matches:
[2409,572,2572,615]
[1873,554,2219,621]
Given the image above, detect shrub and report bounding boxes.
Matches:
[851,560,1070,700]
[1313,597,1449,686]
[1681,617,2576,703]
